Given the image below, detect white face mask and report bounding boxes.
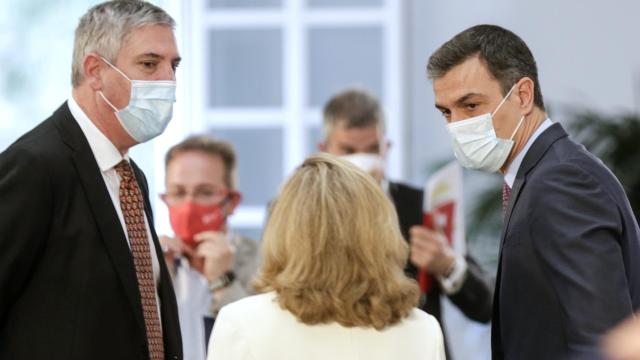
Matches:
[339,153,386,175]
[446,85,525,173]
[98,57,176,143]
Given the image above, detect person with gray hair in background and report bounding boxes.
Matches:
[0,1,183,359]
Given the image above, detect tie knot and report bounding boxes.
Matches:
[114,160,134,182]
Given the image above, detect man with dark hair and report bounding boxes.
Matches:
[320,88,493,357]
[427,24,640,359]
[0,1,182,359]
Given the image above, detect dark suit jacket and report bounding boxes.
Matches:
[0,103,183,360]
[492,123,640,360]
[389,182,493,352]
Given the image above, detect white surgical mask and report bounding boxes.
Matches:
[339,153,386,175]
[98,57,176,143]
[446,85,525,173]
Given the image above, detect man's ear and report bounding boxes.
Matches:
[515,77,535,115]
[224,191,242,216]
[83,53,105,91]
[318,142,327,152]
[381,139,392,158]
[159,193,169,206]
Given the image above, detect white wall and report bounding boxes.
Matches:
[406,0,640,186]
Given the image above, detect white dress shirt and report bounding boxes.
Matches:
[67,96,161,290]
[175,232,260,360]
[504,118,554,188]
[207,292,446,360]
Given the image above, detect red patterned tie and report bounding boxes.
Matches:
[502,182,512,214]
[115,160,164,360]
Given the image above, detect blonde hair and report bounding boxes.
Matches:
[254,153,419,330]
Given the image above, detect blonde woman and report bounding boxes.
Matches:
[207,154,445,360]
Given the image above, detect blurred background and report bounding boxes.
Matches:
[2,1,640,358]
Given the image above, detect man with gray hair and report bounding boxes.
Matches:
[0,1,183,359]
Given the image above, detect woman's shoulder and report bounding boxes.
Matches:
[398,308,443,335]
[218,292,279,319]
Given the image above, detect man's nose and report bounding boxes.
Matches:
[156,63,176,81]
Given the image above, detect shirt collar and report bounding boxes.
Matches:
[68,95,128,172]
[504,118,553,188]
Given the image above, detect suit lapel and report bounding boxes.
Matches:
[493,123,569,355]
[52,103,146,335]
[499,122,569,248]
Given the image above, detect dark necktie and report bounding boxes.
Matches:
[115,160,164,360]
[502,182,512,214]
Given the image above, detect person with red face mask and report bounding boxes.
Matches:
[160,135,260,360]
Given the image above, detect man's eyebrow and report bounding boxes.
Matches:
[135,53,181,62]
[454,92,484,105]
[136,52,162,60]
[435,92,484,111]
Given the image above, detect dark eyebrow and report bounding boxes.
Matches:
[435,92,486,112]
[435,104,448,112]
[136,53,182,64]
[455,92,484,106]
[136,53,162,60]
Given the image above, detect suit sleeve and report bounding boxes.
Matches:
[446,255,494,323]
[0,146,52,324]
[207,306,254,360]
[529,163,632,358]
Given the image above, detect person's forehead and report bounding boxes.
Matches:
[433,56,501,103]
[333,123,381,139]
[167,151,226,178]
[119,24,179,59]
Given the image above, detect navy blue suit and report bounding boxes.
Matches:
[492,123,640,359]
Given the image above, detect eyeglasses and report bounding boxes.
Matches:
[161,187,231,206]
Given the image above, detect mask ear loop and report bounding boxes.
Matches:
[98,91,119,112]
[216,190,241,220]
[509,116,526,141]
[97,56,132,113]
[100,56,132,82]
[491,84,517,116]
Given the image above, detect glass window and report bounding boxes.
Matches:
[207,127,283,206]
[308,26,383,107]
[207,29,283,107]
[307,125,323,156]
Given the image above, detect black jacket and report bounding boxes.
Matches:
[389,181,493,355]
[0,103,183,360]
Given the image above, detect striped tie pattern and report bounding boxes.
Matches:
[502,182,512,214]
[115,160,164,360]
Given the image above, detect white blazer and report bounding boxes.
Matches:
[207,292,445,360]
